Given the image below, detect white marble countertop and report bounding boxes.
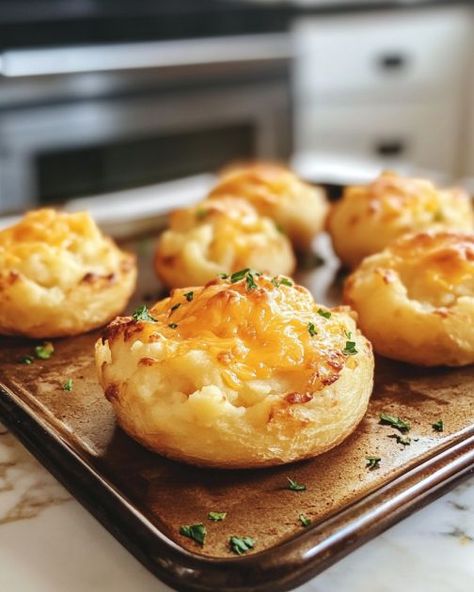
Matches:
[1,424,473,592]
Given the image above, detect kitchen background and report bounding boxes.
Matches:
[0,0,473,215]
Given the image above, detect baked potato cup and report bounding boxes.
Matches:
[328,171,474,268]
[209,162,328,251]
[96,271,374,468]
[344,231,474,366]
[0,208,136,338]
[155,197,295,289]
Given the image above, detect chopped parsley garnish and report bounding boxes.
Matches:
[246,272,258,291]
[63,379,73,392]
[208,511,227,522]
[272,276,293,288]
[132,305,157,322]
[287,477,306,492]
[379,413,410,433]
[179,523,206,546]
[195,208,209,220]
[307,322,317,337]
[275,222,285,234]
[230,268,250,283]
[229,536,255,555]
[229,268,260,290]
[343,341,357,355]
[388,434,411,446]
[170,303,181,313]
[366,456,381,471]
[34,341,54,360]
[184,291,194,302]
[432,419,444,432]
[344,330,352,339]
[168,323,178,329]
[317,308,331,319]
[19,355,34,365]
[218,272,229,279]
[299,514,311,527]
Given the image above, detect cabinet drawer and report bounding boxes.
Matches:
[296,101,460,173]
[294,7,471,101]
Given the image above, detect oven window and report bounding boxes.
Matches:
[36,123,256,203]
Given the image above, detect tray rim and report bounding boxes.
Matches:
[1,378,473,592]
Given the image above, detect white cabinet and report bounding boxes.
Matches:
[297,100,460,172]
[293,6,473,176]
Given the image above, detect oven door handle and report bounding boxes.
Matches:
[0,33,292,78]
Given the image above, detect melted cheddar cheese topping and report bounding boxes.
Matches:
[208,162,328,251]
[104,273,357,406]
[390,232,474,307]
[155,197,295,288]
[167,198,278,265]
[0,208,126,290]
[209,162,315,209]
[344,171,472,225]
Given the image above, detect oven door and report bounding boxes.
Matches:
[0,35,292,212]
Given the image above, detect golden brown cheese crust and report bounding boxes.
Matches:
[344,231,474,366]
[96,273,374,468]
[328,171,474,268]
[209,162,329,251]
[0,208,136,338]
[154,197,295,289]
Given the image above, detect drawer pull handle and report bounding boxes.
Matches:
[375,140,406,157]
[377,53,408,72]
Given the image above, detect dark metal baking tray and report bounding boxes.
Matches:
[0,213,473,592]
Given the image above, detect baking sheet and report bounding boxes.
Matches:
[0,222,473,592]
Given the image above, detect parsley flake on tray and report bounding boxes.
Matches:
[229,536,255,555]
[432,419,444,432]
[19,355,34,365]
[34,341,54,360]
[366,456,381,471]
[208,511,227,522]
[63,378,73,392]
[388,434,411,446]
[179,523,206,546]
[287,477,306,492]
[379,413,411,433]
[299,514,311,527]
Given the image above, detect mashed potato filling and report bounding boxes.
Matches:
[328,172,474,268]
[344,231,474,366]
[97,272,374,467]
[0,209,136,338]
[209,162,328,250]
[0,209,125,292]
[155,197,295,289]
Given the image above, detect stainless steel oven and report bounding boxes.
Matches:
[0,33,292,213]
